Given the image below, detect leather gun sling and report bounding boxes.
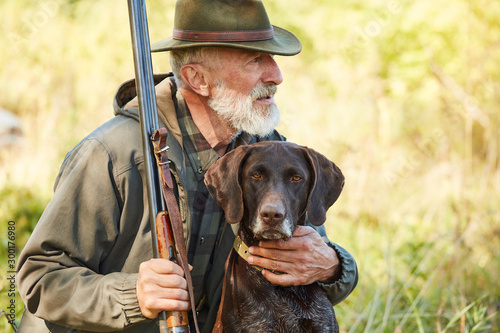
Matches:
[152,127,200,333]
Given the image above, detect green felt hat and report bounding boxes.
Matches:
[151,0,302,56]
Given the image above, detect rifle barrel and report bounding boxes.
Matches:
[127,0,161,256]
[127,1,168,332]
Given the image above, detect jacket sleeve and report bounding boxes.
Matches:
[307,223,358,306]
[319,241,358,306]
[17,137,147,331]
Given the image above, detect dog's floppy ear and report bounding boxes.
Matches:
[204,146,250,224]
[302,147,345,226]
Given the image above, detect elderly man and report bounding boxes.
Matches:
[17,0,358,332]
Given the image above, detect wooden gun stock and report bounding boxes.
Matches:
[156,211,190,331]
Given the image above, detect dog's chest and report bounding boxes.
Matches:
[224,254,339,333]
[242,286,337,333]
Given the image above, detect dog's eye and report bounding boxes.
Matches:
[252,172,262,180]
[291,175,302,182]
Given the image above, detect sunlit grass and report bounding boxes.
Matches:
[1,0,499,332]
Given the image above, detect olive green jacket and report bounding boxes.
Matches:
[17,74,358,332]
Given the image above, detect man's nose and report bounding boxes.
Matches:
[262,55,283,86]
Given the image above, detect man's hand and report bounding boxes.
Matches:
[136,259,191,319]
[247,226,341,287]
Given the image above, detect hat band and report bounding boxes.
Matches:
[172,27,274,42]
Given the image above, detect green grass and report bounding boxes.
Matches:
[1,0,499,332]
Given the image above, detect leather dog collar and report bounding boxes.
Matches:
[233,235,284,275]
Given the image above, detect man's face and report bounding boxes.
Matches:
[207,48,283,137]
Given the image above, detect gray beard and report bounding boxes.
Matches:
[208,81,280,138]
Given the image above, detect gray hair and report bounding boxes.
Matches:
[170,47,222,89]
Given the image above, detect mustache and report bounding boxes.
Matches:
[251,84,277,100]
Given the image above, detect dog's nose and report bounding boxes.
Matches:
[260,204,285,224]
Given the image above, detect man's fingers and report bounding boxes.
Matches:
[247,255,309,281]
[246,227,339,286]
[139,270,188,290]
[248,246,293,263]
[139,297,191,319]
[291,225,316,237]
[137,258,192,318]
[138,259,188,289]
[248,254,287,271]
[261,270,297,287]
[142,258,186,276]
[140,285,190,302]
[137,283,191,318]
[253,226,318,250]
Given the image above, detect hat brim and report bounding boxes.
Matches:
[151,26,302,56]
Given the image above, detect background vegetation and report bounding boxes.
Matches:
[1,0,498,332]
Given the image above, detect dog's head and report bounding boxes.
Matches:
[204,141,344,241]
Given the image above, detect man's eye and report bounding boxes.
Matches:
[291,175,302,182]
[252,172,262,179]
[251,56,260,63]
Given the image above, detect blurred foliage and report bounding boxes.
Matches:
[1,0,499,332]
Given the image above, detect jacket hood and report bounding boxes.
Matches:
[112,73,184,146]
[113,73,173,120]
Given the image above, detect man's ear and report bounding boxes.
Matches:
[180,64,210,96]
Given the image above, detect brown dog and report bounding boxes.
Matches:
[205,141,344,333]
